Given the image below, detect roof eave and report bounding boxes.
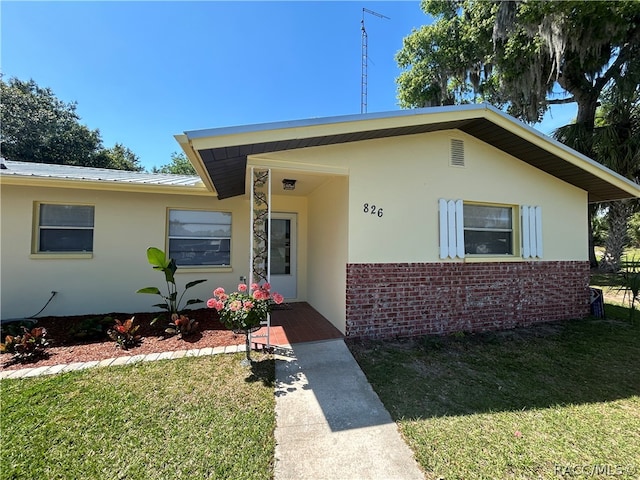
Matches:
[0,174,213,196]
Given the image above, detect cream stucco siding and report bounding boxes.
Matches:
[307,176,349,333]
[0,183,308,319]
[258,130,588,263]
[1,184,228,318]
[2,124,603,323]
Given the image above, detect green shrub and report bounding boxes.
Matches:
[67,316,112,341]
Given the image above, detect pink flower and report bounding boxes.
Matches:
[218,293,228,302]
[213,287,225,298]
[238,283,247,292]
[514,431,522,438]
[253,289,266,300]
[272,293,284,304]
[251,283,260,291]
[262,282,271,291]
[243,300,254,310]
[229,300,242,312]
[207,299,225,311]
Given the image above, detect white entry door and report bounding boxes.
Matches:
[269,213,297,299]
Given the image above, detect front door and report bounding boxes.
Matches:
[269,213,297,299]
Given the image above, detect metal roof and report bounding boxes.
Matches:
[182,104,640,202]
[0,160,204,188]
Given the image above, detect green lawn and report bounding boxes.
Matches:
[1,354,275,480]
[350,306,640,480]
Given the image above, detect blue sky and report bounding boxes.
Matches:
[2,1,576,171]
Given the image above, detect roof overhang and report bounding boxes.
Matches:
[176,104,640,202]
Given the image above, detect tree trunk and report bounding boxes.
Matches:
[571,93,601,267]
[602,200,633,272]
[588,204,599,268]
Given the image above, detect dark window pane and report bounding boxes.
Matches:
[464,230,513,255]
[40,229,93,252]
[169,238,230,266]
[270,219,291,275]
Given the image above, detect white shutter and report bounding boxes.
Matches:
[439,199,449,259]
[447,200,457,257]
[439,199,465,259]
[455,199,465,258]
[521,205,530,258]
[534,206,543,257]
[528,206,537,257]
[521,205,542,258]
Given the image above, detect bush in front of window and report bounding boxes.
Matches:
[136,247,207,326]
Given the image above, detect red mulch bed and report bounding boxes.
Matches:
[0,308,242,372]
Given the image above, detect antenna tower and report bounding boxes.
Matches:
[361,7,389,114]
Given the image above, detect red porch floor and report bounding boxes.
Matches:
[251,302,343,347]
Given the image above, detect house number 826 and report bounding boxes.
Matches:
[363,203,384,218]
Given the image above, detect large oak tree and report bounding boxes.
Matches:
[1,77,142,171]
[397,0,640,267]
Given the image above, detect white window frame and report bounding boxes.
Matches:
[167,209,232,268]
[34,202,95,254]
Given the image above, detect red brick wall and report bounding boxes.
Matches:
[345,261,590,339]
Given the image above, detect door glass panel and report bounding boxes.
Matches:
[270,219,290,275]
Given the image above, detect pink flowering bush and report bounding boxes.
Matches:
[208,282,284,331]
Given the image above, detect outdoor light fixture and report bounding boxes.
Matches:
[282,179,297,191]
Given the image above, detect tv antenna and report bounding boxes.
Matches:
[361,7,390,114]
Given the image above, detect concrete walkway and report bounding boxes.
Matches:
[2,338,425,479]
[274,339,424,480]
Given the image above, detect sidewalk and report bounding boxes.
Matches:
[2,337,425,479]
[274,339,424,480]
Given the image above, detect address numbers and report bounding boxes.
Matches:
[363,203,384,218]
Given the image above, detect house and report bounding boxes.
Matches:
[2,104,638,339]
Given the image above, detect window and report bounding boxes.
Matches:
[37,204,94,253]
[168,209,231,266]
[440,199,542,259]
[463,204,513,255]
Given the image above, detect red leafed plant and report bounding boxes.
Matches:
[165,313,199,338]
[0,326,50,363]
[107,317,141,350]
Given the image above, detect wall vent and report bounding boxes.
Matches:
[450,139,465,167]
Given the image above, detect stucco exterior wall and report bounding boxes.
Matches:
[259,130,589,264]
[307,176,349,333]
[0,183,308,319]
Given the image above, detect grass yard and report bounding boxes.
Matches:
[350,306,640,480]
[591,247,640,307]
[0,354,275,480]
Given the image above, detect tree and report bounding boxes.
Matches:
[91,143,143,171]
[0,77,142,171]
[397,0,640,267]
[152,152,196,175]
[554,58,640,271]
[397,1,640,131]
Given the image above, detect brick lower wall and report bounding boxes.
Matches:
[345,261,590,339]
